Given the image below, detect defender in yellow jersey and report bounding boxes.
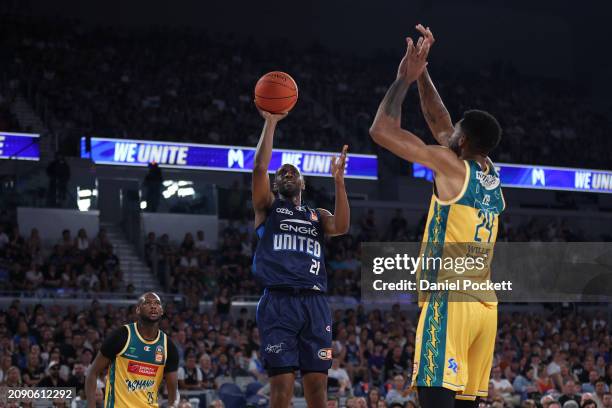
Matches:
[86,293,179,408]
[370,25,504,408]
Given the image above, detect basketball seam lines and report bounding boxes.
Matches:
[256,79,298,92]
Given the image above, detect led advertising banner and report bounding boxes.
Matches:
[0,132,40,161]
[81,137,378,180]
[412,162,612,194]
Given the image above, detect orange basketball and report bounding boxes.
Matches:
[254,71,298,114]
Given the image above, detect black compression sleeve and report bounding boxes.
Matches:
[100,326,128,359]
[164,338,179,373]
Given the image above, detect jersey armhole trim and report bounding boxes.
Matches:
[434,160,470,205]
[163,332,168,365]
[118,325,131,356]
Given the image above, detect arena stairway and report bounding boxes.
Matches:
[9,94,55,160]
[101,223,162,293]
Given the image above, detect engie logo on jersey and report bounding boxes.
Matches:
[127,361,159,377]
[317,348,332,360]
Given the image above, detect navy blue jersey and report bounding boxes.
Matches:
[253,198,327,291]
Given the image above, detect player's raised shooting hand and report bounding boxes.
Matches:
[331,145,348,183]
[416,24,435,48]
[397,35,430,84]
[256,106,288,124]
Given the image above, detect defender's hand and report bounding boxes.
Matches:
[415,24,435,48]
[331,145,348,183]
[256,106,288,123]
[397,35,430,84]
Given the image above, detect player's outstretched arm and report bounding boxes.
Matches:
[252,108,287,224]
[369,35,462,176]
[85,352,110,408]
[415,25,454,146]
[320,145,350,237]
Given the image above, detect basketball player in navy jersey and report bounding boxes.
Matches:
[252,107,350,408]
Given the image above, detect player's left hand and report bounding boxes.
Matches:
[331,145,348,183]
[397,34,430,84]
[416,24,435,48]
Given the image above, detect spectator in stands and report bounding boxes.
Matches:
[367,388,382,408]
[383,346,408,382]
[0,354,12,383]
[25,228,41,262]
[1,366,22,387]
[491,365,520,406]
[328,357,352,396]
[178,353,203,390]
[581,399,597,408]
[195,230,209,252]
[0,225,8,252]
[537,364,556,395]
[384,373,414,405]
[22,352,43,386]
[602,392,612,408]
[38,361,70,387]
[592,378,610,407]
[559,379,582,406]
[24,262,44,290]
[583,370,601,393]
[74,228,90,253]
[199,354,216,389]
[514,366,539,401]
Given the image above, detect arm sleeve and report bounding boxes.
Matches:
[100,326,129,359]
[165,339,179,373]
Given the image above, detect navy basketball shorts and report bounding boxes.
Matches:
[256,290,332,373]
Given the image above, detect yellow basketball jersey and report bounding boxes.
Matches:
[104,323,168,407]
[418,159,505,305]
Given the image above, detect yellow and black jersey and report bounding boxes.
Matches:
[418,158,505,305]
[101,323,178,408]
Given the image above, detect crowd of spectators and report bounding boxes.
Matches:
[0,222,125,294]
[2,16,612,169]
[0,298,609,408]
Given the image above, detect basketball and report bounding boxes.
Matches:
[254,71,298,114]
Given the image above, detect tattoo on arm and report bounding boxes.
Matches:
[382,79,410,120]
[417,71,452,136]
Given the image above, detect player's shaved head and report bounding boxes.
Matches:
[138,292,162,306]
[136,292,163,324]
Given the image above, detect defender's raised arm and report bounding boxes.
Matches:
[415,25,454,146]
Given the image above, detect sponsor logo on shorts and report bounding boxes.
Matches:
[448,358,458,374]
[317,348,332,360]
[265,342,286,354]
[127,361,159,377]
[276,207,294,215]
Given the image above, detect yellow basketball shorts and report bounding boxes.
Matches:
[411,291,497,401]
